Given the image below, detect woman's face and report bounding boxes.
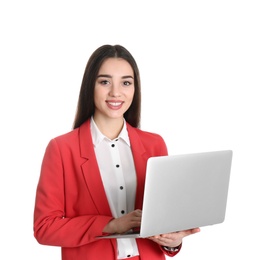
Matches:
[93,58,135,122]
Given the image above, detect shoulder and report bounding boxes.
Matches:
[44,120,92,156]
[43,128,79,157]
[127,124,168,155]
[50,120,90,146]
[132,127,165,142]
[127,123,164,140]
[51,128,79,145]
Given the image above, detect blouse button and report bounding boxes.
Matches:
[120,186,124,190]
[116,164,120,168]
[111,144,115,147]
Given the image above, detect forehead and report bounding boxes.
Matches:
[98,58,134,76]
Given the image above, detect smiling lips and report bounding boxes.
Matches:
[106,101,124,110]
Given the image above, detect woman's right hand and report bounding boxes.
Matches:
[103,209,142,234]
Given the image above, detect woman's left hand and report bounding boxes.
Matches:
[147,227,200,248]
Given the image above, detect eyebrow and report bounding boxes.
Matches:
[97,74,134,79]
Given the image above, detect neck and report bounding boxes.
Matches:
[93,116,124,140]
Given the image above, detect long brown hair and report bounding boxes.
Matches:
[73,44,141,129]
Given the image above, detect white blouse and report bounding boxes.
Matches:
[91,117,139,259]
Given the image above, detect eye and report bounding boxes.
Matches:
[100,80,110,85]
[123,81,132,86]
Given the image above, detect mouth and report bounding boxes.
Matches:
[106,101,124,107]
[106,101,124,109]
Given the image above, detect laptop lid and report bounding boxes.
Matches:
[97,150,233,239]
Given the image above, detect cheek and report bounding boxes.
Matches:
[94,87,105,102]
[93,90,103,109]
[127,87,135,100]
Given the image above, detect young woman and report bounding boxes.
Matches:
[33,44,200,260]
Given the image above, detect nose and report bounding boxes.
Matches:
[109,83,121,97]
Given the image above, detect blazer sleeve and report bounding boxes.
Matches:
[33,138,113,247]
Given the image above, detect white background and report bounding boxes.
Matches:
[1,0,260,259]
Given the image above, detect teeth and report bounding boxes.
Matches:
[108,102,122,106]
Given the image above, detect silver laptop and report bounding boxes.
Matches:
[97,150,233,239]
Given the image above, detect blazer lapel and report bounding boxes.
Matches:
[78,120,150,215]
[79,120,112,216]
[127,124,150,210]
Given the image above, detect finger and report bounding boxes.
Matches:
[148,236,169,246]
[183,228,200,235]
[134,209,142,216]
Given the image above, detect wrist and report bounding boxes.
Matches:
[163,244,181,252]
[103,218,116,234]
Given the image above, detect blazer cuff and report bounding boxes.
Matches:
[161,243,182,256]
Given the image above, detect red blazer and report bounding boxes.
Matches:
[34,119,180,260]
